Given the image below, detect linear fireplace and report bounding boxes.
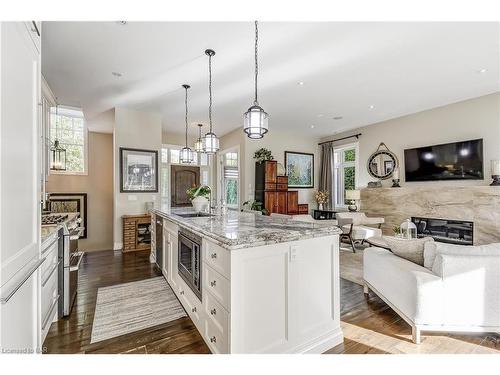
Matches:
[411,217,473,245]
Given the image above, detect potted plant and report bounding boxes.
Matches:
[314,190,329,210]
[242,200,268,215]
[186,185,211,212]
[253,148,274,164]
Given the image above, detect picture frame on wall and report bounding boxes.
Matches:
[120,147,159,193]
[285,151,314,188]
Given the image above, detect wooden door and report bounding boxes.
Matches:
[171,165,200,207]
[276,192,288,214]
[264,161,277,184]
[287,191,299,215]
[0,22,42,351]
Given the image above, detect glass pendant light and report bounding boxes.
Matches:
[202,49,220,154]
[50,105,67,171]
[179,84,194,164]
[243,21,269,139]
[194,123,204,153]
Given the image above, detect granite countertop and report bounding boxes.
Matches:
[41,212,80,246]
[153,206,342,250]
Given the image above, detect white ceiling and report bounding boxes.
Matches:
[42,22,500,137]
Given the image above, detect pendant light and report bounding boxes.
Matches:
[202,49,220,154]
[50,105,67,171]
[179,84,194,164]
[243,21,269,139]
[194,123,204,153]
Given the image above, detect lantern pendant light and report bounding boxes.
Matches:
[50,105,67,171]
[202,49,220,154]
[194,123,204,153]
[243,21,269,139]
[179,84,195,164]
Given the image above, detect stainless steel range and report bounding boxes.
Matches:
[42,213,85,317]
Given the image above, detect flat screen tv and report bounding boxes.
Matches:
[404,139,483,182]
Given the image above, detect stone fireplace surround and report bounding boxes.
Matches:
[360,186,500,245]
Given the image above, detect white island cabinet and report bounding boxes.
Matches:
[152,208,343,354]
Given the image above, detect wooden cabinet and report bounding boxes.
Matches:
[257,161,302,215]
[122,214,151,252]
[298,204,309,214]
[287,191,299,214]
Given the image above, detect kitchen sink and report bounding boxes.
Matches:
[176,212,214,218]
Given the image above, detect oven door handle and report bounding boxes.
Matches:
[69,251,85,272]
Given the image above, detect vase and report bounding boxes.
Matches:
[192,196,209,213]
[318,203,324,210]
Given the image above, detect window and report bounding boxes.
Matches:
[222,151,239,208]
[160,144,210,206]
[333,144,358,207]
[50,106,87,174]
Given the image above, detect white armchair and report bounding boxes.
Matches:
[363,242,500,343]
[336,212,384,252]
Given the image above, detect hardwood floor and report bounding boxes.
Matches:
[43,250,499,354]
[43,250,210,354]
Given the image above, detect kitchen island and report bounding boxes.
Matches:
[151,207,343,354]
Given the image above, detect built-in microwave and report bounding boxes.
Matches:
[178,229,202,300]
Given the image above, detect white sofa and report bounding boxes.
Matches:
[363,242,500,344]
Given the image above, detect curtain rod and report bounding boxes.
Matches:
[318,133,362,146]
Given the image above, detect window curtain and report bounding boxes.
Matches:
[319,143,335,209]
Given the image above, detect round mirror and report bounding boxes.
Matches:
[367,143,398,180]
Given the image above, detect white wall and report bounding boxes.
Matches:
[113,108,162,248]
[320,92,500,188]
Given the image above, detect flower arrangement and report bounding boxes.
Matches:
[253,148,274,164]
[186,185,211,201]
[314,190,329,204]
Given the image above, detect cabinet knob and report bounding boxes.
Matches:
[210,280,217,287]
[192,307,197,313]
[210,253,217,259]
[210,336,217,343]
[210,308,216,315]
[180,290,184,295]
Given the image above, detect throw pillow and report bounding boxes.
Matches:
[424,241,500,271]
[383,236,434,266]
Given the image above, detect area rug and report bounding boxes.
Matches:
[90,277,186,344]
[339,248,364,286]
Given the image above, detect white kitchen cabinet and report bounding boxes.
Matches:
[149,213,156,263]
[0,21,42,352]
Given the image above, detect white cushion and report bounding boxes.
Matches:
[423,241,500,270]
[342,225,382,240]
[383,236,434,266]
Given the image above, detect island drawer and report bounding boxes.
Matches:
[204,313,228,354]
[204,265,230,311]
[177,278,203,330]
[41,237,58,280]
[204,289,229,339]
[203,240,230,279]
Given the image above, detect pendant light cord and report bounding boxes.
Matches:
[254,20,259,105]
[184,86,188,147]
[208,53,213,133]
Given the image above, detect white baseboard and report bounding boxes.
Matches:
[292,327,344,354]
[113,242,123,251]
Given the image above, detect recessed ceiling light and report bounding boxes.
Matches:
[369,105,375,110]
[310,125,315,129]
[111,72,122,77]
[477,68,488,74]
[116,21,127,25]
[333,116,343,120]
[317,114,324,118]
[297,81,304,86]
